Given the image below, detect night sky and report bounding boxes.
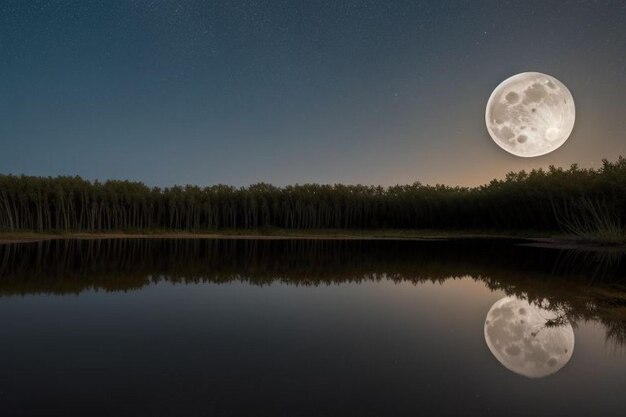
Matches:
[1,0,625,187]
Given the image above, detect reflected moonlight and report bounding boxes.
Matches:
[485,72,575,157]
[484,296,574,378]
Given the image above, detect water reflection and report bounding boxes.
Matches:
[0,238,625,349]
[485,296,574,378]
[1,239,626,416]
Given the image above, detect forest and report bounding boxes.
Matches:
[0,157,625,232]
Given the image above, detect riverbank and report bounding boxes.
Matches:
[3,229,626,252]
[0,228,548,244]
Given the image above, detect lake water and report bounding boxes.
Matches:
[1,238,625,416]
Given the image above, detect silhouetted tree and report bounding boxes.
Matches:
[1,157,625,232]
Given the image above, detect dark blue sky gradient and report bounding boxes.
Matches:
[1,0,625,186]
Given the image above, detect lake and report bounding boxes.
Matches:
[1,238,625,416]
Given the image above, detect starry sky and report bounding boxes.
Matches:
[1,0,625,187]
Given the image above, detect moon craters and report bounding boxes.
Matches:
[546,127,560,141]
[485,72,576,157]
[499,126,515,140]
[484,296,575,378]
[505,92,519,104]
[522,82,548,104]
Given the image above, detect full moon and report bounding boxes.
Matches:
[484,296,574,378]
[485,72,575,157]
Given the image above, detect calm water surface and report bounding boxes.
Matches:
[0,239,625,416]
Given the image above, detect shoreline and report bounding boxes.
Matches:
[0,229,538,244]
[1,230,624,252]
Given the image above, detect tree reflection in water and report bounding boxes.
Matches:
[1,238,625,348]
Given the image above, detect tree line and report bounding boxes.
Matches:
[1,157,625,232]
